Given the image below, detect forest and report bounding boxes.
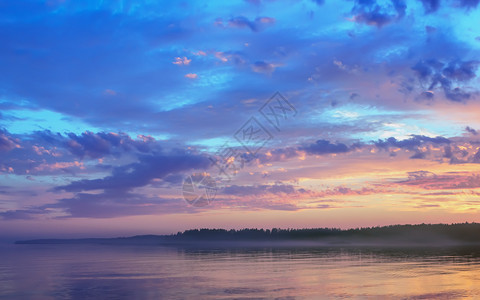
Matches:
[16,223,480,245]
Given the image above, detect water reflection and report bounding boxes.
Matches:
[0,244,479,299]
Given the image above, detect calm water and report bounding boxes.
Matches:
[1,244,480,299]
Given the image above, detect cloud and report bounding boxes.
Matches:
[300,139,352,155]
[418,0,441,13]
[398,172,480,190]
[33,161,85,173]
[351,0,406,28]
[55,150,210,192]
[0,130,19,152]
[65,132,124,159]
[0,130,186,177]
[0,192,188,219]
[214,51,247,65]
[251,61,277,74]
[103,89,117,96]
[37,130,158,159]
[407,170,436,180]
[184,73,198,79]
[411,59,479,102]
[2,0,480,224]
[172,56,191,65]
[46,191,185,218]
[374,135,451,151]
[315,186,380,197]
[252,134,454,163]
[410,151,427,159]
[1,148,213,219]
[221,184,301,197]
[227,16,276,32]
[443,144,480,165]
[465,126,478,135]
[0,208,46,220]
[255,147,300,164]
[457,0,480,9]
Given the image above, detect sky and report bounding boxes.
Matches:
[1,0,480,239]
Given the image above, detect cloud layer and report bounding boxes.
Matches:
[0,0,480,233]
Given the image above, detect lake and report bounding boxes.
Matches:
[1,244,480,299]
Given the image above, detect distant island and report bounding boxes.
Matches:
[15,223,480,247]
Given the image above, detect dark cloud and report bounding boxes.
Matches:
[55,150,210,192]
[410,151,427,159]
[443,144,480,165]
[300,139,352,155]
[465,126,478,135]
[252,61,276,74]
[419,90,435,100]
[33,130,159,159]
[374,135,451,151]
[14,148,213,219]
[65,131,156,159]
[0,130,19,152]
[418,0,441,13]
[411,59,442,79]
[0,192,188,219]
[46,192,184,218]
[471,149,480,164]
[458,0,480,8]
[443,60,479,81]
[0,129,206,179]
[227,16,275,32]
[411,59,479,102]
[351,0,406,28]
[0,208,46,220]
[259,134,452,162]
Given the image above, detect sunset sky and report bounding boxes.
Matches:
[1,0,480,240]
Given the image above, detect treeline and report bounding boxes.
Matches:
[16,223,480,245]
[165,223,480,243]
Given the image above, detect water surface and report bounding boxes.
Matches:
[1,244,480,299]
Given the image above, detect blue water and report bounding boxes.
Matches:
[1,244,480,299]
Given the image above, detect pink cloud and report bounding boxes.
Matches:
[172,56,191,65]
[257,17,275,24]
[103,89,117,95]
[33,161,85,172]
[192,50,207,56]
[32,146,61,157]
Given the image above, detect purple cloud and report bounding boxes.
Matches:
[0,130,19,152]
[411,59,479,102]
[300,140,352,155]
[374,135,451,151]
[55,151,210,192]
[351,0,406,28]
[418,0,441,13]
[227,16,275,32]
[222,184,301,197]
